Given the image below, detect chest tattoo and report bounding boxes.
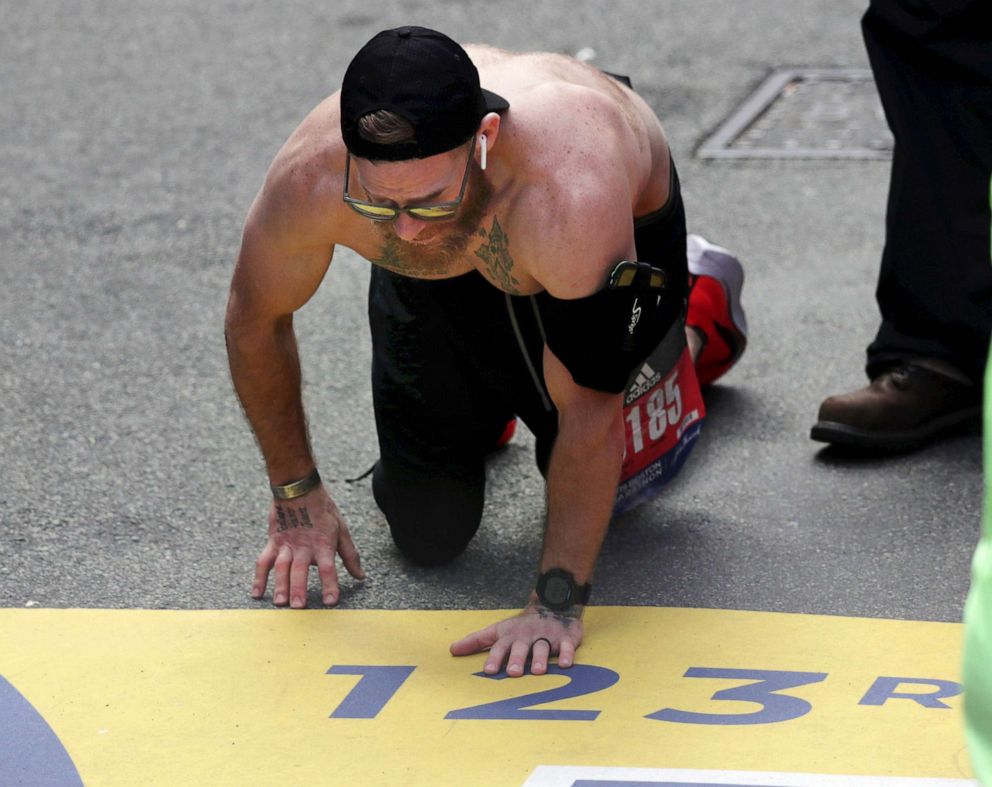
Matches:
[475,217,521,294]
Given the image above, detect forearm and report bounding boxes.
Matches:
[451,375,621,675]
[225,312,315,483]
[539,397,625,585]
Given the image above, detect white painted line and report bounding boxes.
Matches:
[522,766,977,787]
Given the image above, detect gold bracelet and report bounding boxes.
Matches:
[270,468,321,500]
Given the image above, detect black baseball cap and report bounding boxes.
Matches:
[340,26,509,162]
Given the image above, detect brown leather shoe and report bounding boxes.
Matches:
[811,363,981,451]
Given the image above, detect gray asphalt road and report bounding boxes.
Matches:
[1,0,982,621]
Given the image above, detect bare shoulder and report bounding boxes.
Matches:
[247,92,351,251]
[505,141,636,300]
[484,56,656,211]
[231,93,354,317]
[503,76,645,209]
[494,82,641,298]
[475,49,654,141]
[478,53,671,298]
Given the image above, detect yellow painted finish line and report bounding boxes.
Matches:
[0,607,976,786]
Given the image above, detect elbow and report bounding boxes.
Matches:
[223,293,290,357]
[224,296,249,357]
[224,289,245,340]
[558,391,626,463]
[604,401,626,465]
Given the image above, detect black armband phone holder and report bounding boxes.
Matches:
[535,259,681,394]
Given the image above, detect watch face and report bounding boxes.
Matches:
[543,575,572,607]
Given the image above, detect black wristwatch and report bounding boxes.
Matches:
[535,568,591,611]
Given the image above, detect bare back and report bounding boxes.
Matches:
[467,44,671,212]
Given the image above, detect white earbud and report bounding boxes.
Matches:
[480,134,487,171]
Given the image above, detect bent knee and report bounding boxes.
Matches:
[390,528,472,567]
[372,461,484,567]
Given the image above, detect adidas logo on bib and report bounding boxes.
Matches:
[625,362,661,405]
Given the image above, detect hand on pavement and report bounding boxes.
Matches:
[251,484,365,608]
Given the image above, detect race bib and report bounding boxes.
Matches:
[614,324,705,516]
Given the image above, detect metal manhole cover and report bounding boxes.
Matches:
[698,68,893,159]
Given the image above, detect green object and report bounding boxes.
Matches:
[963,177,992,784]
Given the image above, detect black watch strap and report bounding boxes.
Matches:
[535,568,591,611]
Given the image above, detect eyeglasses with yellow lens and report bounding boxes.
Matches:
[343,137,475,222]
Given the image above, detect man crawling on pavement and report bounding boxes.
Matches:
[225,27,748,678]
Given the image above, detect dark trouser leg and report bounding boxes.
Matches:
[863,0,992,384]
[368,267,556,565]
[371,461,487,567]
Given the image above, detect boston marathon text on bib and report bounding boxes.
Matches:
[614,319,705,515]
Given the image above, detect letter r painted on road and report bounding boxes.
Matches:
[858,676,963,709]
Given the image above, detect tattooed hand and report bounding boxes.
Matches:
[251,484,364,608]
[449,603,585,677]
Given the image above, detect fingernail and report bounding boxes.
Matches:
[274,593,286,605]
[291,597,303,608]
[324,594,336,605]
